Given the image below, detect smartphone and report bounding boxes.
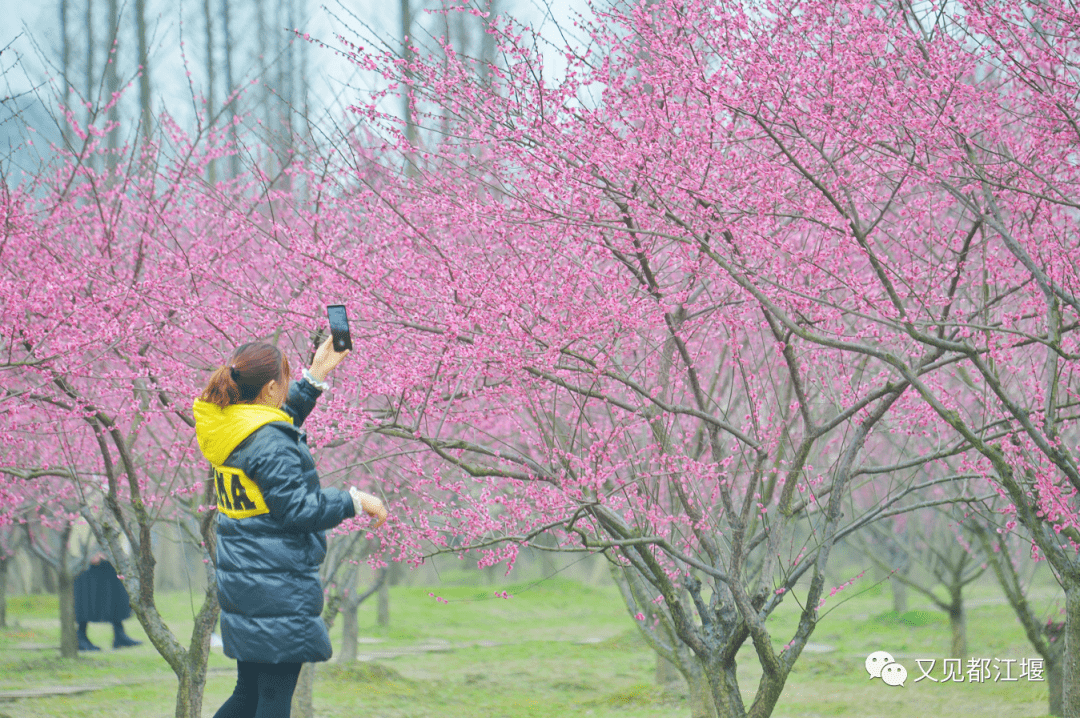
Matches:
[327,305,353,352]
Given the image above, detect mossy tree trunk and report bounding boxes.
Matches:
[890,574,908,615]
[972,521,1064,717]
[593,369,905,718]
[339,568,387,664]
[340,608,360,663]
[947,588,966,660]
[1050,649,1065,718]
[1062,582,1080,718]
[24,523,78,657]
[82,452,221,718]
[656,654,680,685]
[684,658,720,718]
[377,563,401,628]
[291,664,315,718]
[654,642,717,718]
[57,525,77,658]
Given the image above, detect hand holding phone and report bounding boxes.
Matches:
[308,306,352,383]
[309,335,350,383]
[327,305,353,352]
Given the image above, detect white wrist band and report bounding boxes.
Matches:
[302,368,330,392]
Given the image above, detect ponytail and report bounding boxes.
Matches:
[199,342,291,409]
[200,365,243,408]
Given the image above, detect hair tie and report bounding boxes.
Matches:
[229,365,241,381]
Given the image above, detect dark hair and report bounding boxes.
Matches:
[200,342,291,409]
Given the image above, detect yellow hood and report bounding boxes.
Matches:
[193,399,294,466]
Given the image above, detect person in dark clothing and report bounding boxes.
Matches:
[193,337,387,718]
[73,552,142,651]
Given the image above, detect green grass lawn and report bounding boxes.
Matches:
[0,575,1058,718]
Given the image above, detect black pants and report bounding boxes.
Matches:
[213,661,303,718]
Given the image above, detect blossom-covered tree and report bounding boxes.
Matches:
[0,105,346,715]
[257,2,1020,716]
[297,0,1080,715]
[0,525,23,629]
[5,0,1080,717]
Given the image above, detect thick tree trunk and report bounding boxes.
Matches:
[703,660,746,718]
[169,591,217,718]
[339,568,385,664]
[29,552,49,594]
[174,671,196,718]
[377,579,390,627]
[613,562,725,718]
[890,575,908,615]
[340,604,359,663]
[1050,652,1065,717]
[1062,583,1080,717]
[127,606,215,718]
[657,650,718,718]
[948,598,967,659]
[683,656,720,718]
[174,664,208,718]
[25,524,75,655]
[122,562,218,718]
[656,654,681,685]
[57,575,77,657]
[290,663,315,718]
[687,674,719,718]
[57,529,77,660]
[42,557,57,594]
[974,522,1062,716]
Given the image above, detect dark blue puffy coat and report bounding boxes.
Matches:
[193,378,355,664]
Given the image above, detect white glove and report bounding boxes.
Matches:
[350,487,387,528]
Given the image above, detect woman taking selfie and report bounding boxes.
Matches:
[193,336,387,718]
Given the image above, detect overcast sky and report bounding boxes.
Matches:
[1,0,593,157]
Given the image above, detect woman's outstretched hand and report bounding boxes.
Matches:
[350,487,388,529]
[310,335,349,382]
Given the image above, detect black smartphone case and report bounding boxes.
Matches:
[327,305,353,352]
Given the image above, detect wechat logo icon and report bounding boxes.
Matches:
[866,650,907,687]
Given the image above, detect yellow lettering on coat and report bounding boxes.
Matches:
[213,467,269,519]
